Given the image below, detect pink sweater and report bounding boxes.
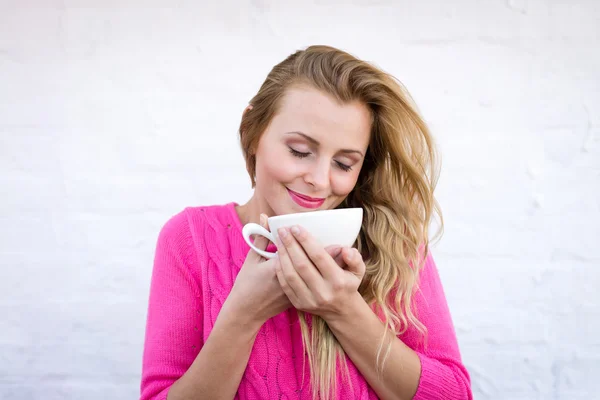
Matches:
[140,203,472,400]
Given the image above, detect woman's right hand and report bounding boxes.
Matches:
[221,214,292,330]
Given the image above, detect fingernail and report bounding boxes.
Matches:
[278,228,288,238]
[291,226,300,235]
[331,247,342,257]
[347,248,354,260]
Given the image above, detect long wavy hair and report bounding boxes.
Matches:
[238,45,442,400]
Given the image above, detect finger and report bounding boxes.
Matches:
[342,247,366,278]
[276,232,313,300]
[325,246,344,268]
[288,225,340,282]
[274,256,298,305]
[278,227,325,292]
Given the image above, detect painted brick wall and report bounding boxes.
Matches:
[1,1,598,399]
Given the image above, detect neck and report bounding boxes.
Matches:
[235,193,272,226]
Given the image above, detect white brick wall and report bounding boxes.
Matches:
[1,1,598,399]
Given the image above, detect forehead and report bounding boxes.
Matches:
[269,85,371,150]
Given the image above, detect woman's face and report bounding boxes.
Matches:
[252,85,372,217]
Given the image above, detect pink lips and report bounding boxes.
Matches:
[287,188,325,209]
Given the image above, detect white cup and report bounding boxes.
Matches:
[242,208,363,259]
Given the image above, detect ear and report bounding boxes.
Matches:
[240,104,254,149]
[241,104,254,140]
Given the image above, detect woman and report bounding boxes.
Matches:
[140,45,472,400]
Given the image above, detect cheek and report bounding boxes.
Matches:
[256,151,299,184]
[331,172,360,197]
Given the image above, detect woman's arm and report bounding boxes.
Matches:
[141,211,289,400]
[325,253,472,400]
[140,211,204,400]
[166,304,262,400]
[324,291,421,400]
[141,211,256,400]
[273,225,472,400]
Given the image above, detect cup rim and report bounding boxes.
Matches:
[267,207,363,222]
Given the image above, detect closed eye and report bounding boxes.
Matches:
[290,147,352,172]
[289,148,311,158]
[335,161,352,172]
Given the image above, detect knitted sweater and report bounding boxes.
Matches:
[140,203,472,399]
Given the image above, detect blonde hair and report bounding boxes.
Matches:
[239,45,442,399]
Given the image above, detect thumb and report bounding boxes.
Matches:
[341,247,365,277]
[326,246,344,268]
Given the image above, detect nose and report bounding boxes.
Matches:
[303,158,330,191]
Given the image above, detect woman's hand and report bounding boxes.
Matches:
[222,214,292,330]
[273,225,366,321]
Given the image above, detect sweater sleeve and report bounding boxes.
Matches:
[403,252,473,400]
[140,210,203,400]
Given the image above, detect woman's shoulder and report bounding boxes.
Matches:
[156,202,244,261]
[161,202,248,274]
[184,202,239,222]
[158,202,239,237]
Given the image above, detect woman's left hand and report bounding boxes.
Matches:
[274,225,366,321]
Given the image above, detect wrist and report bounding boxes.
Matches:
[218,297,264,335]
[323,291,367,327]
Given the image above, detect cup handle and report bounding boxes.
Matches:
[242,223,277,259]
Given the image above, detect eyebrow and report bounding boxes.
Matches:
[284,131,364,157]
